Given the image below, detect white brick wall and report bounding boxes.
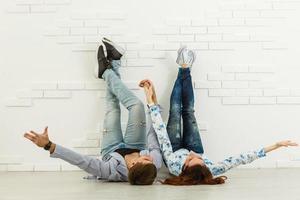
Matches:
[32,82,58,90]
[58,82,85,90]
[222,97,249,105]
[236,89,263,97]
[209,89,235,97]
[0,156,22,164]
[250,97,276,105]
[291,89,300,96]
[277,97,300,104]
[264,89,290,97]
[207,73,235,81]
[194,81,221,89]
[222,65,249,72]
[71,139,99,148]
[43,91,72,98]
[5,98,33,107]
[192,64,300,106]
[34,164,61,171]
[7,0,71,14]
[85,81,106,90]
[222,81,249,89]
[7,164,34,172]
[3,0,300,171]
[16,90,43,98]
[75,148,100,156]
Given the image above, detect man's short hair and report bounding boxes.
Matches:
[128,163,157,185]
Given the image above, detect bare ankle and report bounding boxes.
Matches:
[181,64,188,68]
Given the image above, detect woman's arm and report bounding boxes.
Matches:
[208,140,298,176]
[208,148,266,176]
[140,80,181,175]
[147,104,181,174]
[264,140,298,153]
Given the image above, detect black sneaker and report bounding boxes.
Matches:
[102,37,125,61]
[96,45,111,79]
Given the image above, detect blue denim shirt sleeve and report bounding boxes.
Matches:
[208,148,266,176]
[148,104,182,176]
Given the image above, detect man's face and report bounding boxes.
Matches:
[129,156,153,169]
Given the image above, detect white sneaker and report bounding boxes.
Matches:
[176,46,196,67]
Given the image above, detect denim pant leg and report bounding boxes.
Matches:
[101,61,124,157]
[101,94,123,156]
[182,68,204,154]
[103,69,146,151]
[123,101,146,148]
[167,68,183,151]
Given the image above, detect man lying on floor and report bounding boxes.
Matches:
[24,38,163,185]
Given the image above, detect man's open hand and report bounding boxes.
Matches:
[24,127,50,148]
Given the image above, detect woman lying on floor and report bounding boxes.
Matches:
[139,46,298,185]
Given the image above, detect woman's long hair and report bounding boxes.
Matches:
[162,164,227,185]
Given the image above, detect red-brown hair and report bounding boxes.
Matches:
[162,165,227,185]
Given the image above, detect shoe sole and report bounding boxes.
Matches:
[102,38,125,56]
[176,46,187,65]
[176,47,196,67]
[183,49,196,68]
[177,45,187,54]
[188,49,196,65]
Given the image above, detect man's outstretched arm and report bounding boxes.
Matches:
[24,127,111,180]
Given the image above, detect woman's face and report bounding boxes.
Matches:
[184,152,205,170]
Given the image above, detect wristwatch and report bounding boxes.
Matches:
[44,141,52,151]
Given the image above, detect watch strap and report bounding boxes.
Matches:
[44,141,52,151]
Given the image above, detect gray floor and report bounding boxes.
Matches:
[1,169,300,200]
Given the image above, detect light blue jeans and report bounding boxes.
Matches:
[101,60,146,160]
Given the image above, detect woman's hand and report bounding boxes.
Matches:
[24,126,50,148]
[142,82,154,105]
[139,79,158,105]
[276,140,298,148]
[264,140,298,153]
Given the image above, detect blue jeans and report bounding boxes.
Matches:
[166,67,204,153]
[101,60,146,160]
